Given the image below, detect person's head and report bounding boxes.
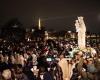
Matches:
[39,66,47,73]
[59,53,65,60]
[70,59,76,64]
[87,58,93,64]
[51,62,57,68]
[15,64,23,74]
[75,51,83,60]
[27,49,33,55]
[2,69,11,80]
[4,55,8,63]
[83,59,88,64]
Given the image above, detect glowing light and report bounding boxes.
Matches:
[38,18,41,30]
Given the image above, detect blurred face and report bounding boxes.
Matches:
[16,67,23,74]
[59,54,64,60]
[71,60,76,64]
[75,54,81,60]
[4,55,8,62]
[84,59,88,64]
[2,69,11,80]
[27,50,33,55]
[88,60,93,64]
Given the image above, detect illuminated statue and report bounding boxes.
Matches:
[75,16,86,49]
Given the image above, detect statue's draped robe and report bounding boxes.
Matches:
[75,17,86,50]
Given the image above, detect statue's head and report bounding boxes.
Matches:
[78,16,84,22]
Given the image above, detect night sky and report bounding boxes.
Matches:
[0,0,100,33]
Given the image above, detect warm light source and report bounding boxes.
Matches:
[38,18,41,30]
[68,31,71,33]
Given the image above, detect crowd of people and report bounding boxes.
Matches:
[0,39,100,80]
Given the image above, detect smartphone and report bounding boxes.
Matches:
[46,58,52,62]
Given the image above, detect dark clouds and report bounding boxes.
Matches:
[0,0,100,32]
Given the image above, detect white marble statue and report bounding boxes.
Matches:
[75,16,86,49]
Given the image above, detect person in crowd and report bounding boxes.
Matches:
[74,51,88,80]
[38,66,53,80]
[50,62,63,80]
[1,69,12,80]
[70,59,79,80]
[0,38,99,80]
[8,54,16,67]
[87,58,97,80]
[93,54,100,80]
[14,64,29,80]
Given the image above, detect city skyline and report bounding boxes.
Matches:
[0,0,100,33]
